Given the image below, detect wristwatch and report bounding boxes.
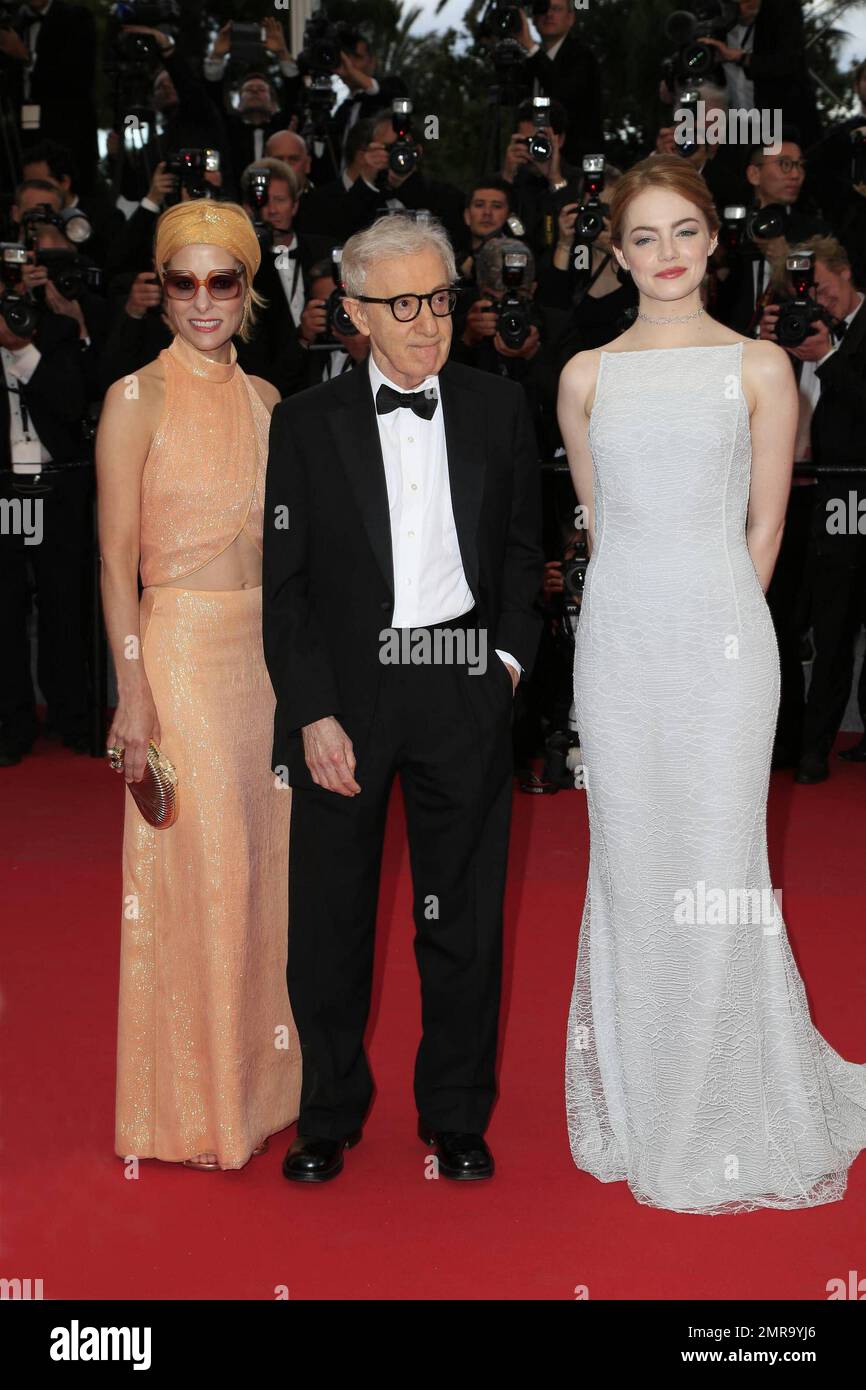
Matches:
[551,178,568,192]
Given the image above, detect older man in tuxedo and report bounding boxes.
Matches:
[262,214,544,1183]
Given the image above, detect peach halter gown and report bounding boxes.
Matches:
[114,332,300,1169]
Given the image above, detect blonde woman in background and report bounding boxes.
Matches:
[97,200,300,1170]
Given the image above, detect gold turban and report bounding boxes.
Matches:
[153,198,261,280]
[153,199,264,339]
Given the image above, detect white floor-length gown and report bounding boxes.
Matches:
[566,343,866,1212]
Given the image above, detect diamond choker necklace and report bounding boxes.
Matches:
[637,306,706,325]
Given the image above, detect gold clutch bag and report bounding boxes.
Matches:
[107,740,179,829]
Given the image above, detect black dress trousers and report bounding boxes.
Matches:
[286,612,515,1139]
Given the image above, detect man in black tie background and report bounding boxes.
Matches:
[262,215,544,1183]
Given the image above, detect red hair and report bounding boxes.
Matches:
[609,155,720,249]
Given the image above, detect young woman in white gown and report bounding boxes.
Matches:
[557,155,866,1213]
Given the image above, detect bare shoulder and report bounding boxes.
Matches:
[102,354,165,432]
[741,337,795,412]
[741,336,793,380]
[559,347,603,415]
[247,375,282,413]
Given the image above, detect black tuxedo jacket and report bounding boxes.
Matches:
[524,29,604,164]
[11,1,99,188]
[0,312,88,470]
[262,355,544,784]
[811,297,866,472]
[235,231,332,398]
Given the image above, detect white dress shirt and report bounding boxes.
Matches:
[723,22,756,111]
[798,292,864,416]
[368,354,520,676]
[271,233,305,326]
[2,342,52,471]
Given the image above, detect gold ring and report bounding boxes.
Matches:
[107,745,125,771]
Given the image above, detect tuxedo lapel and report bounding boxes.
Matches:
[330,356,395,598]
[329,355,487,604]
[439,359,487,596]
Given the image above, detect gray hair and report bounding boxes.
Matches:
[341,213,457,297]
[475,236,535,294]
[240,156,300,202]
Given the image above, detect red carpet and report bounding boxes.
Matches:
[3,731,865,1301]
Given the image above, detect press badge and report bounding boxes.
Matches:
[21,104,41,130]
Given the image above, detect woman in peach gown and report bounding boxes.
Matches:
[96,200,300,1170]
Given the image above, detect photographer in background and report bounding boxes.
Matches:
[457,177,513,284]
[328,23,408,175]
[0,0,99,194]
[240,158,332,397]
[514,0,603,164]
[807,58,866,285]
[536,159,637,351]
[452,237,566,455]
[334,108,466,246]
[653,81,751,210]
[203,17,300,188]
[105,22,228,207]
[7,182,108,380]
[502,97,582,255]
[294,115,378,242]
[763,238,866,784]
[716,135,829,334]
[699,0,822,152]
[296,258,371,387]
[265,128,315,202]
[21,140,124,274]
[0,264,93,766]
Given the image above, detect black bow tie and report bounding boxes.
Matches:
[375,381,438,420]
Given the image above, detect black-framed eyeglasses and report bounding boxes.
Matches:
[353,288,460,322]
[760,156,807,174]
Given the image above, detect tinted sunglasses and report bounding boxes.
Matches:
[162,268,245,300]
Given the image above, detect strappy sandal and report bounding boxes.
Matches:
[183,1152,220,1170]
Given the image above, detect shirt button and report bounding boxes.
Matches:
[408,530,415,538]
[407,436,414,444]
[411,483,418,490]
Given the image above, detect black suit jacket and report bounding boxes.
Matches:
[236,231,333,398]
[524,29,604,164]
[10,1,99,190]
[748,0,822,151]
[262,355,544,784]
[811,297,866,472]
[0,311,88,470]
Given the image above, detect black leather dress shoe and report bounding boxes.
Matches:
[795,753,829,784]
[418,1123,494,1180]
[281,1129,362,1183]
[839,739,866,763]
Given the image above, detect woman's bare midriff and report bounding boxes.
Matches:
[151,528,263,590]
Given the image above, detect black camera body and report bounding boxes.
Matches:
[164,148,220,204]
[0,241,100,336]
[387,99,418,179]
[661,1,738,87]
[527,96,553,163]
[775,250,826,347]
[245,165,274,247]
[105,0,180,73]
[487,249,532,350]
[575,155,607,243]
[305,247,360,352]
